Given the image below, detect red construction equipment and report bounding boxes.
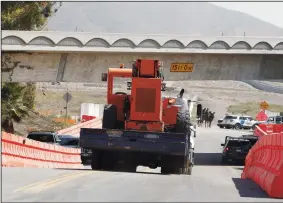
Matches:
[80,59,200,175]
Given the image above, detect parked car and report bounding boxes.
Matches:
[57,134,79,148]
[27,131,61,144]
[217,115,255,130]
[217,117,225,128]
[240,116,257,130]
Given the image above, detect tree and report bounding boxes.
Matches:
[1,83,29,133]
[1,1,61,30]
[22,82,37,110]
[1,2,62,133]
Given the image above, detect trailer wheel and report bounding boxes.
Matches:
[100,151,115,171]
[102,104,117,129]
[91,150,101,170]
[116,164,136,173]
[161,167,174,174]
[175,109,193,175]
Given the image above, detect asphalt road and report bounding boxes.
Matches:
[2,126,281,202]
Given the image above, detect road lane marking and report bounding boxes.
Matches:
[15,171,93,193]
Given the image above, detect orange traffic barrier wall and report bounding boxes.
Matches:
[57,118,102,137]
[241,132,283,198]
[2,132,83,169]
[273,124,283,133]
[254,125,268,137]
[254,124,283,137]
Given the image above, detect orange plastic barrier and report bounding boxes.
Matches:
[242,132,283,198]
[273,124,283,133]
[57,118,102,137]
[254,124,283,137]
[254,125,268,137]
[2,132,83,169]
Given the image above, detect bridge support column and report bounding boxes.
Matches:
[56,53,68,82]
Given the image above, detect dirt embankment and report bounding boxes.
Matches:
[13,111,71,136]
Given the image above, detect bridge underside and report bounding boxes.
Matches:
[2,52,283,82]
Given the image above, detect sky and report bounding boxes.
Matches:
[211,2,283,29]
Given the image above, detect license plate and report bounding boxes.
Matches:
[81,154,90,157]
[236,149,241,152]
[170,63,194,72]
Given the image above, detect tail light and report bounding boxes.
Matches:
[224,147,229,152]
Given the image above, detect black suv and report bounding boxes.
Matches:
[220,136,258,164]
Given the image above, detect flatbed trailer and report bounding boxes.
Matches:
[80,127,194,174]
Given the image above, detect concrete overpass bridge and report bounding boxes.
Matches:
[2,30,283,82]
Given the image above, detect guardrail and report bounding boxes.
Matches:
[241,132,283,198]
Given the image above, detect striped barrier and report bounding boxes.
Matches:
[254,125,268,137]
[2,118,102,168]
[2,132,83,169]
[57,118,102,137]
[241,132,283,198]
[254,124,283,137]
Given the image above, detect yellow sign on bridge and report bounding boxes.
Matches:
[170,63,194,72]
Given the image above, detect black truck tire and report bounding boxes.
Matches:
[100,151,115,171]
[115,163,137,173]
[91,150,101,170]
[91,150,116,171]
[162,109,192,175]
[102,104,117,129]
[177,109,192,175]
[161,167,175,174]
